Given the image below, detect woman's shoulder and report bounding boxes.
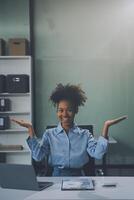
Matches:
[44,126,59,136]
[75,125,93,136]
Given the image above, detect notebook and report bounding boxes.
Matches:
[0,163,53,191]
[61,178,95,190]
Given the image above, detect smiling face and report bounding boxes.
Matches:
[57,100,77,131]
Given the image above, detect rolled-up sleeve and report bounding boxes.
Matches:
[87,135,108,159]
[27,133,50,161]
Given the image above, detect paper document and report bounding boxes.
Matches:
[61,178,95,190]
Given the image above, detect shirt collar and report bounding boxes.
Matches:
[56,122,81,135]
[56,123,64,134]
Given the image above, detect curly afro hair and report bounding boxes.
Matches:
[49,83,87,113]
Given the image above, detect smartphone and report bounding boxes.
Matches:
[102,183,117,187]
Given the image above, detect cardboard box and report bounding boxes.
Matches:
[0,39,6,56]
[8,38,29,55]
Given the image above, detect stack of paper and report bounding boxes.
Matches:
[61,178,95,190]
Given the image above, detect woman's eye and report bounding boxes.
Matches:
[57,108,73,113]
[58,110,62,112]
[68,109,73,112]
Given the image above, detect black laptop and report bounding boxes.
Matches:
[0,163,53,191]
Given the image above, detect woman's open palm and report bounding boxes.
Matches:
[105,115,127,127]
[11,118,32,129]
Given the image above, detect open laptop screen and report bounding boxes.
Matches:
[0,163,53,191]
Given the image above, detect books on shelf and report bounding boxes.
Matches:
[61,178,95,190]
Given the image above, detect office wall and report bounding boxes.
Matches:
[34,0,134,164]
[0,0,30,42]
[0,0,134,165]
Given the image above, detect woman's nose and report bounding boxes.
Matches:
[62,110,68,116]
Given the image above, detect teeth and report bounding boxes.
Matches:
[62,118,69,122]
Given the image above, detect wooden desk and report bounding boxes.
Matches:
[26,176,134,200]
[1,176,134,200]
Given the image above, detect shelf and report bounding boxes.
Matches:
[0,56,31,60]
[0,111,30,115]
[0,149,30,153]
[0,93,30,97]
[0,129,28,133]
[0,55,32,164]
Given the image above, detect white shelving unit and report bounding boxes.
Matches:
[0,56,32,164]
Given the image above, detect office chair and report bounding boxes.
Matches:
[32,125,96,176]
[32,157,47,176]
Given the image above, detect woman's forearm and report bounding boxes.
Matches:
[102,122,109,139]
[28,125,36,138]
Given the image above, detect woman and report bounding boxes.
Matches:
[12,83,127,176]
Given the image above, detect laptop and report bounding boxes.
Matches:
[0,163,53,191]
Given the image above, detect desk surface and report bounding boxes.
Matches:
[1,176,134,200]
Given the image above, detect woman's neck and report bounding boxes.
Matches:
[62,123,73,133]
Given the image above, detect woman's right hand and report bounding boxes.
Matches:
[11,118,32,128]
[11,118,35,138]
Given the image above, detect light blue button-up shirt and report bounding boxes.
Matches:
[27,123,108,168]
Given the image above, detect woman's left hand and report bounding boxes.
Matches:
[104,115,128,127]
[102,115,128,138]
